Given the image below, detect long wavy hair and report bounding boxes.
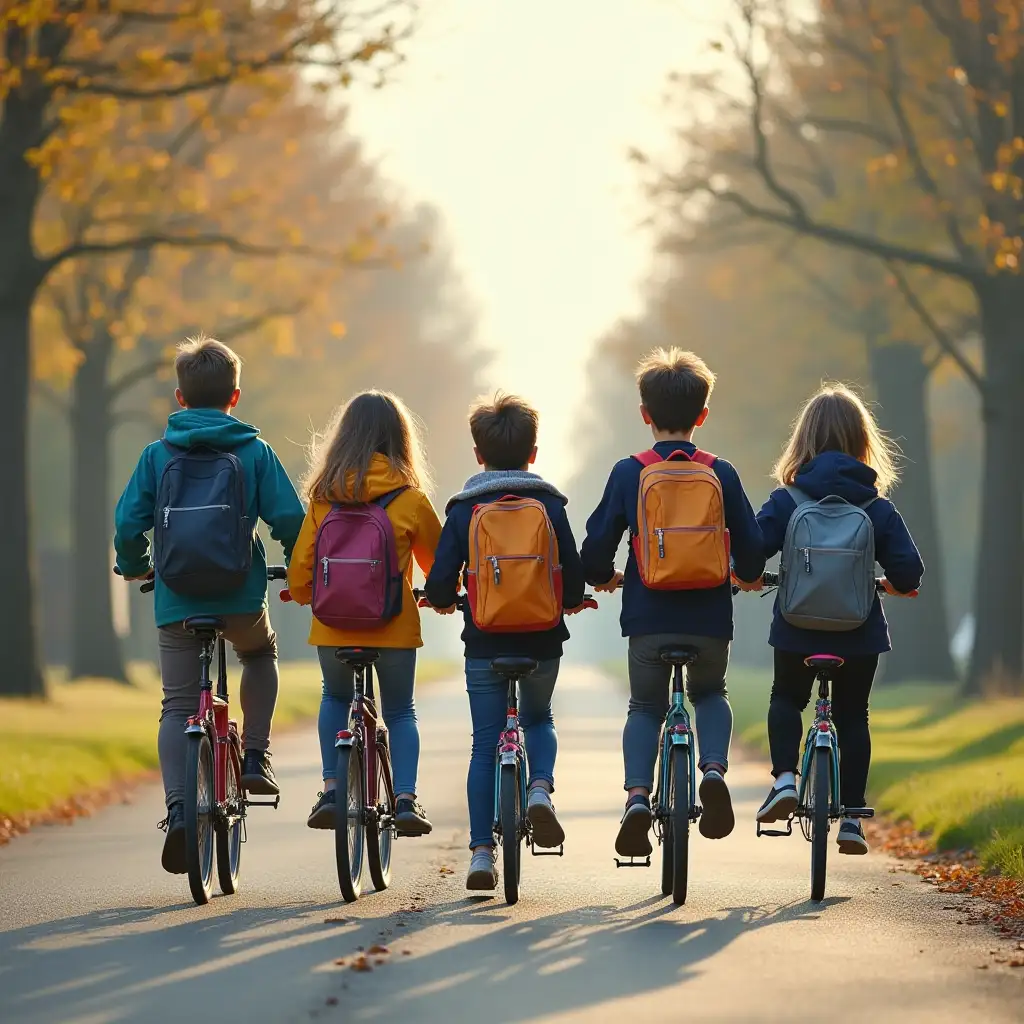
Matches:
[303,390,432,504]
[773,383,900,496]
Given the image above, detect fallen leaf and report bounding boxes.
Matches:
[333,959,346,966]
[350,955,372,972]
[368,945,389,955]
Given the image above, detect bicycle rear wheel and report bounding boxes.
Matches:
[659,746,673,896]
[809,745,830,902]
[216,733,244,895]
[500,762,521,905]
[366,735,394,893]
[335,745,365,903]
[184,730,215,906]
[669,746,689,905]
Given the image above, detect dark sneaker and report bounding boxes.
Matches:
[466,847,498,891]
[394,798,433,836]
[159,803,186,874]
[527,788,565,848]
[241,750,279,796]
[307,790,336,830]
[698,769,735,839]
[756,783,798,823]
[837,820,869,855]
[615,794,653,858]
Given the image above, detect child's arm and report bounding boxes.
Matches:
[285,506,317,606]
[718,461,766,583]
[875,502,924,595]
[553,507,586,610]
[256,444,305,561]
[113,448,158,578]
[411,494,443,578]
[424,513,464,610]
[755,490,791,561]
[580,470,628,587]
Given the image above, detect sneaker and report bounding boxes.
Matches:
[756,783,798,823]
[466,847,498,891]
[615,794,653,858]
[159,803,186,874]
[394,798,433,836]
[837,820,869,855]
[307,790,336,830]
[527,788,565,848]
[698,769,735,839]
[241,750,279,796]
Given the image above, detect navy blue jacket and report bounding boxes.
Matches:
[424,478,586,661]
[580,440,765,639]
[757,452,924,656]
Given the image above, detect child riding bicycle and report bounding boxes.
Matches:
[114,335,304,875]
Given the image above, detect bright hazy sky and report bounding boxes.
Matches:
[348,0,714,482]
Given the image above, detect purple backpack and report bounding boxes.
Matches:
[312,487,407,630]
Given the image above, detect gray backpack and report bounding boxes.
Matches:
[777,487,877,632]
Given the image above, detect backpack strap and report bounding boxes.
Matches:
[784,485,814,507]
[689,449,716,468]
[632,448,716,467]
[374,486,409,510]
[631,450,664,468]
[858,496,878,510]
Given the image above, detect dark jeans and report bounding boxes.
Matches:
[768,649,878,808]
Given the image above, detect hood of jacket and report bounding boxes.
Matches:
[163,408,261,450]
[792,451,879,505]
[446,470,567,513]
[327,453,412,504]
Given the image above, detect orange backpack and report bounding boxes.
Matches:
[466,496,563,632]
[631,449,730,590]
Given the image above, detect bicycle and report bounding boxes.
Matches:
[116,564,287,906]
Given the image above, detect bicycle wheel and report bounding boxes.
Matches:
[366,737,394,893]
[809,744,830,902]
[657,745,673,895]
[669,746,689,905]
[184,730,215,906]
[499,762,521,905]
[216,733,244,896]
[335,745,365,903]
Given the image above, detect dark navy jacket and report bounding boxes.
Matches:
[424,476,586,661]
[757,452,924,656]
[580,440,765,639]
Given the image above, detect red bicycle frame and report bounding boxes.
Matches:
[185,635,234,804]
[335,659,393,817]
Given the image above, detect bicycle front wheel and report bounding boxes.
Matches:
[499,762,521,905]
[366,736,394,893]
[669,746,690,905]
[184,730,215,906]
[809,744,830,902]
[335,745,365,903]
[216,732,244,895]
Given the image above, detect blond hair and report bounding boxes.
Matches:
[774,383,900,496]
[303,390,432,504]
[635,347,716,432]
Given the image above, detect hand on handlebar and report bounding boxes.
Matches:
[730,572,763,593]
[880,577,918,598]
[593,571,624,594]
[565,594,599,615]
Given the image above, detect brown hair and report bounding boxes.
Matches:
[635,347,716,432]
[174,334,242,409]
[303,390,432,503]
[469,391,539,470]
[774,383,900,495]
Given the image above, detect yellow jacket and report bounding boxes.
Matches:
[287,455,442,649]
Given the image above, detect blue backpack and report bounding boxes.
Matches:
[153,442,252,597]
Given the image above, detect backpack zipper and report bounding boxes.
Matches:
[162,504,229,528]
[654,525,716,558]
[321,556,381,587]
[487,554,544,585]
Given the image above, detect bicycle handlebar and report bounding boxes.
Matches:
[115,565,289,594]
[411,589,599,612]
[735,571,917,597]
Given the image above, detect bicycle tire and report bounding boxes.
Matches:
[366,736,394,893]
[216,733,244,895]
[657,744,673,895]
[810,744,830,902]
[500,762,521,905]
[670,746,689,905]
[335,745,365,903]
[184,730,215,906]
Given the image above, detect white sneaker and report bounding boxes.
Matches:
[527,788,565,848]
[466,848,498,891]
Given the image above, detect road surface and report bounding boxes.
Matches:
[1,666,1021,1023]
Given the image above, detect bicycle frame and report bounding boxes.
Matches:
[796,672,842,822]
[493,676,530,844]
[185,635,231,806]
[654,664,697,830]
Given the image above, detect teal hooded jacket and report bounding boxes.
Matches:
[114,408,305,628]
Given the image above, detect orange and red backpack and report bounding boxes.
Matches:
[465,496,562,632]
[631,449,730,590]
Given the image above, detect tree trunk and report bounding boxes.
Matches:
[966,280,1024,693]
[868,342,956,682]
[69,337,128,682]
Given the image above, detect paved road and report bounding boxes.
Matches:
[1,666,1021,1024]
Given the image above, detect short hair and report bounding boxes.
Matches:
[469,391,539,470]
[174,334,242,409]
[635,347,716,433]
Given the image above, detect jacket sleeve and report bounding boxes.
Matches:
[424,512,464,609]
[256,444,305,561]
[554,506,586,608]
[756,489,792,561]
[286,505,317,606]
[874,500,925,594]
[718,460,766,583]
[113,448,157,578]
[411,493,443,578]
[580,469,628,586]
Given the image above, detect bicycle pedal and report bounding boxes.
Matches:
[614,855,651,868]
[246,796,280,809]
[756,817,794,838]
[530,844,564,857]
[843,806,874,819]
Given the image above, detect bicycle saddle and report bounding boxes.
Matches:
[182,616,225,636]
[335,647,380,667]
[490,656,539,679]
[659,645,699,666]
[804,654,845,670]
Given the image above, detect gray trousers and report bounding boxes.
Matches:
[623,633,732,791]
[158,610,278,808]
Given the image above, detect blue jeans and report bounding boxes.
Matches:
[317,647,420,797]
[465,657,560,849]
